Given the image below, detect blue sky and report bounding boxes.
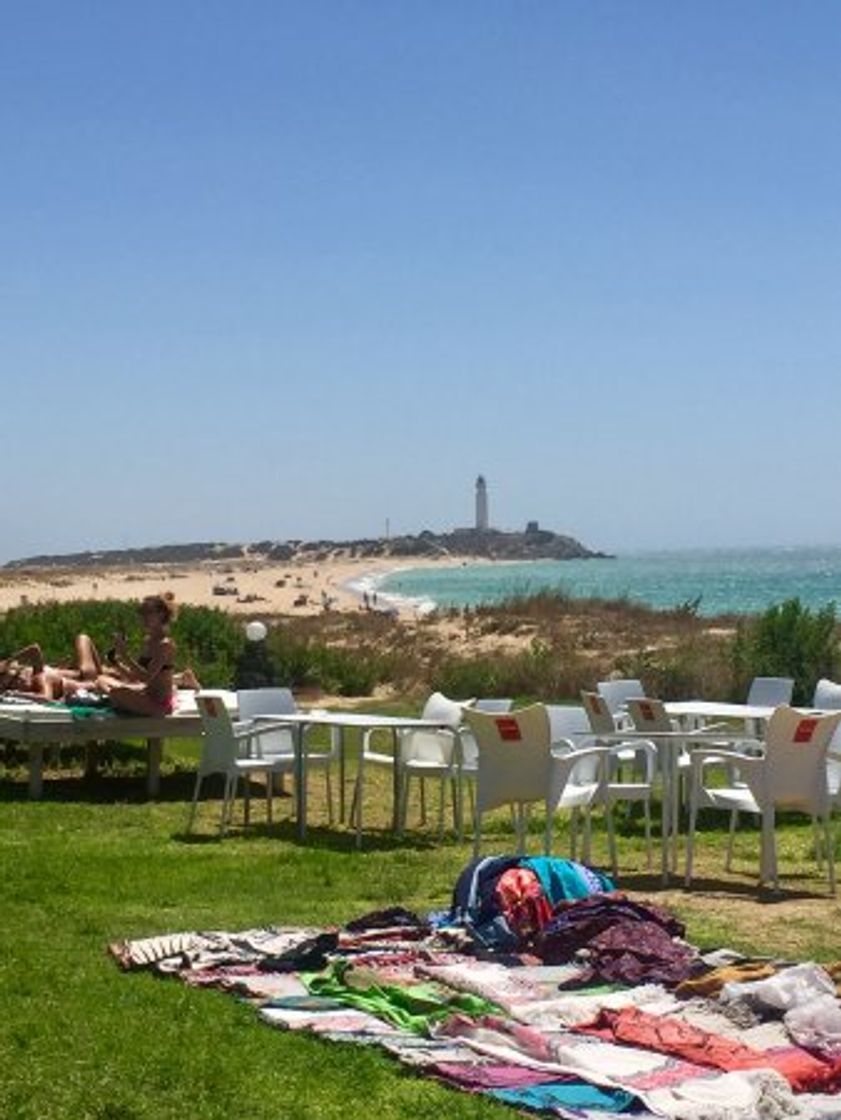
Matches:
[4,2,841,562]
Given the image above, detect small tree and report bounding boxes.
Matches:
[731,598,838,704]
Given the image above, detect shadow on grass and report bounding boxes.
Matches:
[618,867,830,902]
[0,761,303,807]
[173,809,448,854]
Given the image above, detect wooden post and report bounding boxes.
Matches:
[146,738,162,798]
[28,744,44,800]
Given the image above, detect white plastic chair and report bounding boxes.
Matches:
[814,678,841,709]
[627,695,699,776]
[456,698,510,788]
[744,677,795,738]
[597,678,644,726]
[462,704,614,863]
[237,688,335,823]
[351,691,465,841]
[747,677,795,707]
[575,694,656,870]
[188,691,301,834]
[685,707,841,893]
[474,698,514,713]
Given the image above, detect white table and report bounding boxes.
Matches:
[665,701,776,725]
[249,711,455,843]
[0,701,205,799]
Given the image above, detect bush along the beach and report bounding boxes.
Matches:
[731,598,839,704]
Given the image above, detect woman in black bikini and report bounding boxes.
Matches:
[64,593,181,715]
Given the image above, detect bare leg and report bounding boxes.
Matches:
[107,685,169,717]
[175,668,201,691]
[75,634,103,681]
[11,644,45,672]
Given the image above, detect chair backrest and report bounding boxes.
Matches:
[196,691,239,774]
[813,678,841,710]
[545,704,591,745]
[828,722,841,799]
[236,688,296,757]
[462,704,554,813]
[474,698,514,714]
[580,691,617,736]
[751,706,841,811]
[421,691,468,728]
[746,676,794,707]
[237,687,297,717]
[626,697,673,735]
[597,678,644,715]
[546,704,599,782]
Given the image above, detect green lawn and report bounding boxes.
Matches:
[2,731,841,1120]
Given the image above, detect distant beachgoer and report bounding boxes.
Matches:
[362,591,370,610]
[64,593,179,715]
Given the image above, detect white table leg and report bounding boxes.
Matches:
[660,743,671,883]
[294,724,307,841]
[337,727,346,823]
[391,729,401,831]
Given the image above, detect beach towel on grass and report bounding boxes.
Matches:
[111,877,841,1119]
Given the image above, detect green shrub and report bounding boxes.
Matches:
[265,626,389,695]
[730,598,839,704]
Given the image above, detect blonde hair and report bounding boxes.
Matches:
[141,592,178,624]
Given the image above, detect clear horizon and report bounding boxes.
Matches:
[5,2,841,562]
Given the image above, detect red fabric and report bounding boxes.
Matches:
[494,868,553,941]
[576,1006,841,1093]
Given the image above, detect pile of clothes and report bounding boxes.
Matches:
[111,857,841,1119]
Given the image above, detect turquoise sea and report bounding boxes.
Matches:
[372,547,841,617]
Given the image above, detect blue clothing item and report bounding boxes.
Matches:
[448,854,522,948]
[491,1080,637,1113]
[522,857,615,905]
[450,855,521,925]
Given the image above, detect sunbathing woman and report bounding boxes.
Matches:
[0,638,101,700]
[64,594,179,715]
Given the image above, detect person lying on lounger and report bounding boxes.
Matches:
[0,637,101,700]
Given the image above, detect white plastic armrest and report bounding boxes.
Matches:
[553,745,609,779]
[362,726,395,750]
[689,748,763,773]
[609,737,657,759]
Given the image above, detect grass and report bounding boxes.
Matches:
[3,720,841,1119]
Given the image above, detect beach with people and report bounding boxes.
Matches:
[0,552,444,619]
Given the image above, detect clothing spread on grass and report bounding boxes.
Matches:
[109,854,841,1120]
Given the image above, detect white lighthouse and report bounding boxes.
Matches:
[475,475,489,532]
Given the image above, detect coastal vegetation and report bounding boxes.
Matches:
[1,594,836,705]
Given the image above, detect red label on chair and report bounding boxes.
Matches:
[203,697,220,718]
[639,701,655,722]
[589,695,601,712]
[495,717,522,741]
[794,718,819,743]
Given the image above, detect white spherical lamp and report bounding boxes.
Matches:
[245,620,267,642]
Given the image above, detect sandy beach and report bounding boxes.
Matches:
[0,554,458,619]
